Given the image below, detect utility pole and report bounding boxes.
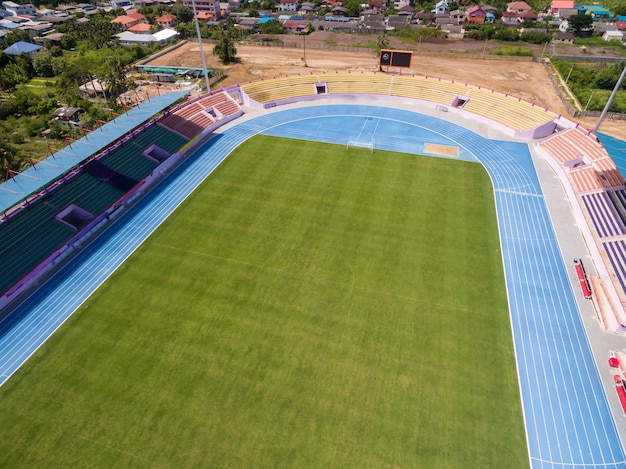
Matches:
[594,62,626,134]
[191,0,211,92]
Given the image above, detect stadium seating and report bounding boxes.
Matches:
[390,75,466,106]
[464,89,556,132]
[581,192,626,238]
[159,91,241,140]
[323,72,392,95]
[240,72,557,132]
[602,239,626,293]
[541,126,607,163]
[99,145,158,181]
[46,173,125,215]
[0,204,75,295]
[570,167,606,192]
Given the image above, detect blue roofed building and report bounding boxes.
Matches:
[579,5,612,20]
[3,40,43,56]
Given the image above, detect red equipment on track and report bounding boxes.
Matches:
[574,258,592,299]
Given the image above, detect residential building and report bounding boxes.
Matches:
[3,40,42,55]
[111,14,148,30]
[434,0,448,15]
[181,0,221,19]
[116,28,178,46]
[278,0,298,12]
[603,30,623,41]
[552,31,574,43]
[466,5,485,24]
[156,13,177,28]
[507,1,531,13]
[550,0,573,16]
[501,11,519,24]
[1,1,36,17]
[579,5,611,21]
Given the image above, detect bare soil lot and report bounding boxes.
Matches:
[146,35,626,138]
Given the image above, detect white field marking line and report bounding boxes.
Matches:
[75,435,170,468]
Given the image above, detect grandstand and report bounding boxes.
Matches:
[239,71,559,138]
[0,90,241,310]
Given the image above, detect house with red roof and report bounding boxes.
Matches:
[369,0,387,11]
[156,13,178,28]
[128,22,152,33]
[507,1,531,13]
[501,10,519,24]
[466,5,485,24]
[550,0,574,15]
[126,10,147,21]
[111,14,148,30]
[520,10,538,22]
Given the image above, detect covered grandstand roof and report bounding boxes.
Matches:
[0,90,190,214]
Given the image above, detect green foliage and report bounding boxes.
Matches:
[259,19,285,34]
[176,6,194,23]
[377,34,390,52]
[490,46,533,56]
[493,28,520,41]
[0,62,30,90]
[551,57,626,112]
[1,30,30,48]
[520,30,552,45]
[212,31,238,64]
[342,0,364,17]
[568,13,594,37]
[391,26,447,41]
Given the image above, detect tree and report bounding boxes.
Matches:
[0,140,22,179]
[176,6,193,23]
[377,34,390,53]
[259,19,285,34]
[212,31,237,64]
[342,0,363,17]
[568,13,593,37]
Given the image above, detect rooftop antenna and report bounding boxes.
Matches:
[594,61,626,134]
[191,0,211,92]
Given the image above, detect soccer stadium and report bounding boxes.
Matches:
[1,66,626,467]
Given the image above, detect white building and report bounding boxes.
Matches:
[278,0,298,11]
[603,30,624,41]
[2,1,37,17]
[116,28,179,46]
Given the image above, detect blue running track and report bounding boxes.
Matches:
[0,104,624,468]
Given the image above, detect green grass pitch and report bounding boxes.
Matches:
[0,136,527,468]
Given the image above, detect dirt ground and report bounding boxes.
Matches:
[145,35,626,139]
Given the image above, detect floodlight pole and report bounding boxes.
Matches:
[594,61,626,134]
[191,0,211,92]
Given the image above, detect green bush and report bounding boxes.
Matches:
[490,46,533,56]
